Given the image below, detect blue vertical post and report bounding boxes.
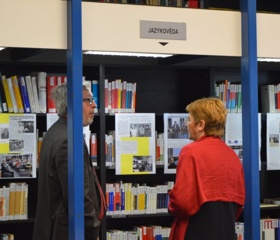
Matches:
[67,0,84,240]
[240,0,260,239]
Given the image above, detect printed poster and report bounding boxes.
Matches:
[0,113,37,178]
[115,113,156,175]
[225,113,261,170]
[164,113,192,174]
[267,113,280,170]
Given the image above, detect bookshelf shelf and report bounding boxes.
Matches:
[0,218,35,224]
[107,212,171,219]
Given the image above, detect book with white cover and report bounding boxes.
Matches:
[31,76,40,113]
[36,72,47,113]
[25,76,36,113]
[6,77,18,113]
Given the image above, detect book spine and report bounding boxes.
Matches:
[121,81,127,111]
[18,76,31,113]
[90,133,97,166]
[108,82,112,113]
[14,183,21,219]
[25,75,36,113]
[11,76,24,113]
[104,79,109,113]
[47,76,57,113]
[0,72,8,112]
[132,82,137,113]
[8,183,16,220]
[1,76,14,112]
[0,188,4,220]
[111,80,116,113]
[7,77,19,113]
[31,76,40,113]
[116,79,122,112]
[37,72,47,113]
[37,137,43,168]
[56,75,64,86]
[91,80,99,113]
[3,186,9,221]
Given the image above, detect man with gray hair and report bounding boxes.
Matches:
[33,80,105,240]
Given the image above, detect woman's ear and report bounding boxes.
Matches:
[198,120,205,131]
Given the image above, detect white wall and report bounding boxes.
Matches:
[0,0,279,58]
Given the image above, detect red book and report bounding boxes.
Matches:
[114,182,121,211]
[90,133,97,166]
[147,226,155,240]
[47,75,57,113]
[188,0,198,8]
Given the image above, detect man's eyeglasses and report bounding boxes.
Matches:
[83,98,95,105]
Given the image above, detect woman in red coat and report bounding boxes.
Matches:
[168,97,245,240]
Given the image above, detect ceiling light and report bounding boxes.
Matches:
[83,51,172,58]
[257,57,280,62]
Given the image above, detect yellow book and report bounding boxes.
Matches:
[37,137,43,168]
[116,79,122,111]
[1,75,13,112]
[137,185,146,213]
[124,182,132,214]
[9,183,16,220]
[11,76,24,113]
[14,183,21,219]
[21,183,28,219]
[19,182,28,219]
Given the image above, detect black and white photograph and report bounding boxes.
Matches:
[0,153,33,178]
[0,127,9,139]
[167,117,189,139]
[130,123,152,137]
[132,156,153,172]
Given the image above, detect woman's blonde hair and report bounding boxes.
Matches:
[186,97,227,137]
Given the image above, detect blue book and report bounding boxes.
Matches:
[91,80,99,112]
[120,181,125,211]
[276,218,280,240]
[109,191,114,212]
[18,76,31,113]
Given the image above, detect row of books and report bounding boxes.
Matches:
[215,79,242,113]
[0,233,14,240]
[107,225,171,240]
[105,181,174,215]
[263,197,280,205]
[107,222,248,240]
[235,219,280,240]
[0,72,67,114]
[0,182,28,221]
[102,0,199,8]
[261,84,280,113]
[105,79,137,114]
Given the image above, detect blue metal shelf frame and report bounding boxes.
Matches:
[67,0,85,240]
[240,0,260,239]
